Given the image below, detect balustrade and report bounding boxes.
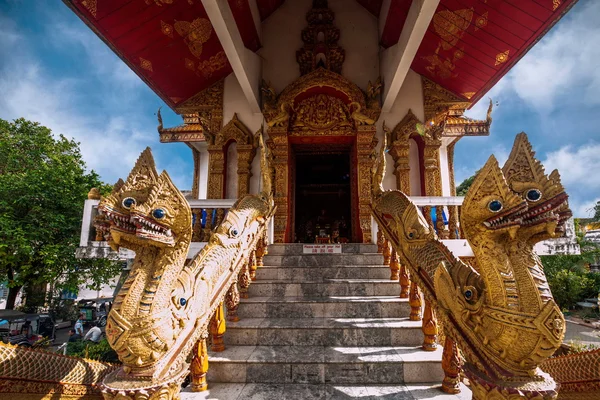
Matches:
[372,196,468,395]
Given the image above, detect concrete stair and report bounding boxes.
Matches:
[192,244,467,399]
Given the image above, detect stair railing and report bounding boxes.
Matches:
[374,197,464,394]
[189,216,273,393]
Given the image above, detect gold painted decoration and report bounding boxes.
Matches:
[174,18,212,59]
[80,0,97,17]
[371,132,572,399]
[495,50,510,66]
[139,57,153,72]
[433,8,474,51]
[161,20,174,38]
[197,51,228,78]
[553,0,561,11]
[475,11,488,31]
[290,94,352,131]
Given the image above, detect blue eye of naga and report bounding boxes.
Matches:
[488,200,503,213]
[122,197,136,209]
[526,189,542,202]
[179,298,187,306]
[231,229,239,237]
[153,208,166,219]
[408,232,415,239]
[464,289,473,300]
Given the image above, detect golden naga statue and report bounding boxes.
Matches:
[371,132,571,399]
[95,135,274,398]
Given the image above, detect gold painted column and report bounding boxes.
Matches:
[207,145,225,199]
[269,128,290,243]
[190,338,209,392]
[356,126,377,243]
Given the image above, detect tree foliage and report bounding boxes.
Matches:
[0,118,121,309]
[456,171,478,196]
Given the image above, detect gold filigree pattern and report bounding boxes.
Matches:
[475,11,488,31]
[140,57,153,72]
[197,51,228,78]
[371,132,571,399]
[291,94,352,131]
[161,20,174,38]
[80,0,97,18]
[495,50,510,66]
[174,18,212,59]
[553,0,561,11]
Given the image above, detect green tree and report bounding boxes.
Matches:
[456,170,478,196]
[0,118,121,310]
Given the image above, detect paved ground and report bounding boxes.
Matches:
[564,320,600,346]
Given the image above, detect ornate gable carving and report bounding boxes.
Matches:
[391,110,441,145]
[422,77,470,122]
[215,114,254,147]
[297,0,345,76]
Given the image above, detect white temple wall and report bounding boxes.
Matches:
[223,74,264,196]
[225,141,239,198]
[374,69,425,191]
[260,0,379,92]
[439,137,453,196]
[408,138,422,195]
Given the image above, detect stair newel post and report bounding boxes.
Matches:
[254,240,266,281]
[225,281,240,322]
[190,337,209,392]
[435,206,449,239]
[399,265,410,298]
[389,249,400,280]
[376,229,385,253]
[441,337,462,394]
[192,209,203,241]
[421,300,437,351]
[382,239,391,266]
[239,260,251,299]
[248,250,258,281]
[209,302,226,352]
[202,208,214,242]
[408,281,422,321]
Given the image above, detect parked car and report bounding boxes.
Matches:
[0,310,56,347]
[77,297,113,327]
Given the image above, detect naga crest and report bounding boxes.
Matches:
[371,133,570,398]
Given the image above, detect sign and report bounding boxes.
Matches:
[303,244,342,254]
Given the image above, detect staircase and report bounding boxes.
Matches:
[183,244,468,399]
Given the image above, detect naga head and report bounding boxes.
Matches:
[503,132,571,243]
[461,155,527,244]
[98,148,191,253]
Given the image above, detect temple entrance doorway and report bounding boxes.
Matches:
[293,144,354,243]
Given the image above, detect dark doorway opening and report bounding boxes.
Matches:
[294,149,352,243]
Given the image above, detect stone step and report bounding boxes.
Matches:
[181,382,471,400]
[267,243,379,255]
[255,265,392,281]
[262,253,384,267]
[248,279,400,297]
[207,345,444,385]
[237,296,410,319]
[224,318,423,347]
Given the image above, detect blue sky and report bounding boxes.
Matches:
[0,0,599,217]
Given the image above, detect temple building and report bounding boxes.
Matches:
[62,0,575,245]
[66,0,583,399]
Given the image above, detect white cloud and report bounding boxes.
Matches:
[542,143,600,217]
[467,0,600,117]
[0,6,192,189]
